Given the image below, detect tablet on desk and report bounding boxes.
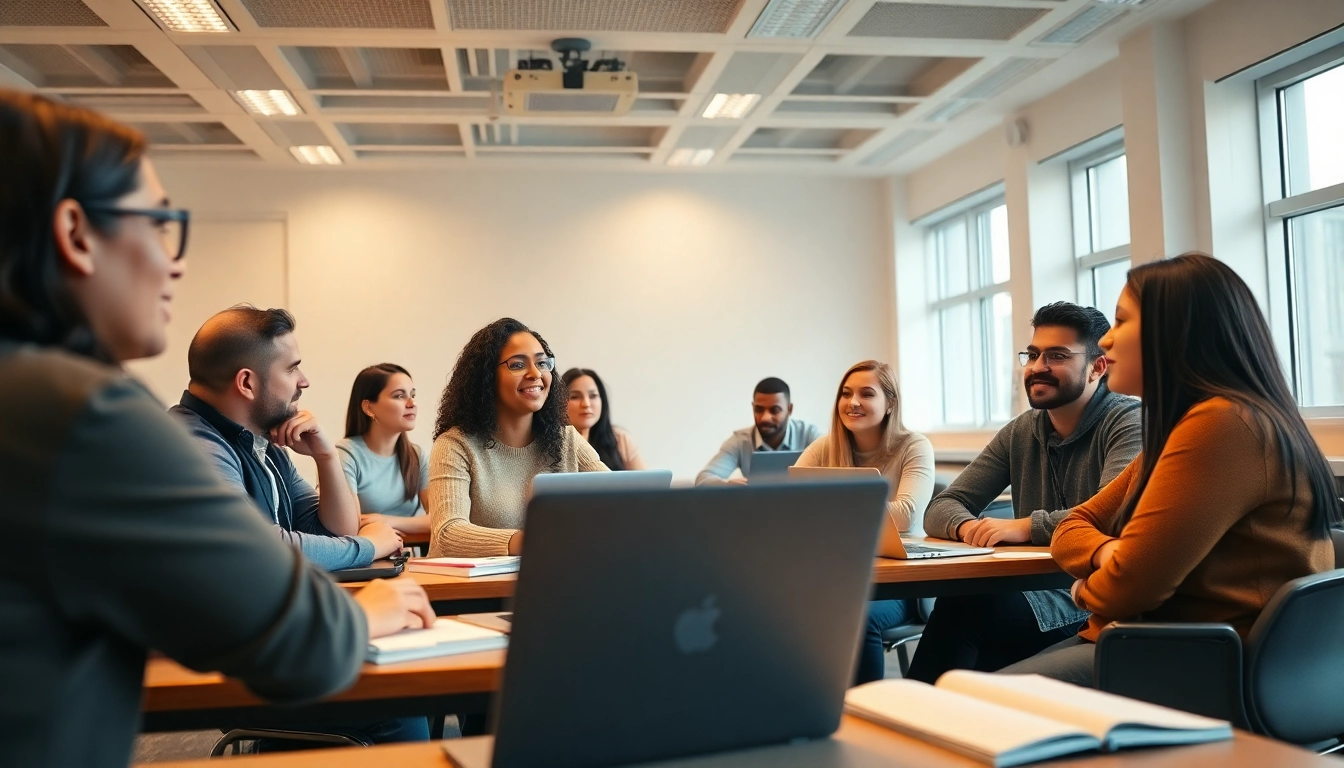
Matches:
[330,558,405,583]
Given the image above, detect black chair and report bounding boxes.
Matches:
[1095,566,1344,751]
[880,598,935,677]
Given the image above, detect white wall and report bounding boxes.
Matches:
[147,165,893,479]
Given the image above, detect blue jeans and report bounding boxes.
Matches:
[855,599,913,685]
[998,634,1096,687]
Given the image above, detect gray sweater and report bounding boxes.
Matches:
[924,382,1141,630]
[0,341,367,768]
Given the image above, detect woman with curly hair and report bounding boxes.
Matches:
[428,318,608,557]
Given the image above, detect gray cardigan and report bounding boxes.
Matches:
[0,341,367,768]
[924,382,1142,630]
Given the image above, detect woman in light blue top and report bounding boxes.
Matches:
[338,363,430,537]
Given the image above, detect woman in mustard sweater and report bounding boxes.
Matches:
[1001,253,1339,685]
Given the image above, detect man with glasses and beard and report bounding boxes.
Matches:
[906,302,1141,683]
[171,305,404,571]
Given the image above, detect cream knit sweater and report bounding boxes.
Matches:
[427,425,607,557]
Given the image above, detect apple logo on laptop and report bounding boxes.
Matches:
[674,595,720,654]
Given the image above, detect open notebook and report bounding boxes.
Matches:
[844,671,1231,768]
[366,618,508,665]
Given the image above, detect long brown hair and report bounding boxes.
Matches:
[345,363,419,502]
[1111,253,1341,536]
[824,360,909,467]
[0,90,146,359]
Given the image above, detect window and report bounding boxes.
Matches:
[1071,147,1130,320]
[1260,48,1344,411]
[927,200,1014,426]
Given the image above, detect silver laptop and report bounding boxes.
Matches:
[746,450,802,483]
[530,469,672,497]
[444,480,888,768]
[889,537,993,559]
[787,468,992,559]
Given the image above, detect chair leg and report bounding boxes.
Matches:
[210,728,370,757]
[895,643,913,678]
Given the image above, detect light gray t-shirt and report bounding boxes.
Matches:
[337,435,429,517]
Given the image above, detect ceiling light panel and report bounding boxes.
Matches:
[290,145,342,164]
[925,98,977,123]
[234,89,302,116]
[139,0,232,32]
[702,93,761,119]
[749,0,848,39]
[668,148,715,166]
[1038,5,1129,44]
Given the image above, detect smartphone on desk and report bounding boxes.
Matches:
[329,554,408,583]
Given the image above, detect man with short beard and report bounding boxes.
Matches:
[695,377,824,485]
[170,306,403,571]
[908,302,1141,683]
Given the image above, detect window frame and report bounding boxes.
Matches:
[1069,144,1131,312]
[925,196,1013,428]
[1256,42,1344,417]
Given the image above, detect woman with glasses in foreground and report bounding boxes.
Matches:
[0,91,433,767]
[427,318,608,558]
[1001,253,1340,685]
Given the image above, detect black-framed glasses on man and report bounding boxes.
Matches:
[1018,350,1089,367]
[84,206,191,262]
[499,355,555,375]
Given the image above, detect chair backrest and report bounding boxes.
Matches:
[1244,568,1344,744]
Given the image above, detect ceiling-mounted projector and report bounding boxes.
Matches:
[503,38,638,117]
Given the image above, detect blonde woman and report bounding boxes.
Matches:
[796,360,935,683]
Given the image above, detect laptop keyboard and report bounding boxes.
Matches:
[903,544,942,555]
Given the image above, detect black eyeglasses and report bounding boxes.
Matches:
[84,206,191,262]
[1018,350,1088,367]
[498,355,556,375]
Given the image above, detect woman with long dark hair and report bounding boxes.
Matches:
[795,359,935,684]
[562,367,646,471]
[428,318,608,557]
[0,91,432,766]
[1003,253,1340,685]
[339,363,430,536]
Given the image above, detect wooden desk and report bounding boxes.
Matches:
[141,651,503,733]
[145,546,1065,733]
[343,544,1071,614]
[140,715,1331,767]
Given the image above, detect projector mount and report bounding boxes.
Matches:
[517,38,626,89]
